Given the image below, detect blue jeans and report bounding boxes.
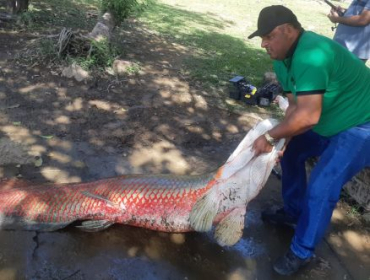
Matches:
[280,122,370,259]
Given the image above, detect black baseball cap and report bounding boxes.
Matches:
[248,5,300,39]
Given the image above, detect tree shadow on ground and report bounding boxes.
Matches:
[0,2,287,279]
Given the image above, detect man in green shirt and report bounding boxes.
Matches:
[249,5,370,276]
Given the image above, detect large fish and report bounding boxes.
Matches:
[0,119,284,246]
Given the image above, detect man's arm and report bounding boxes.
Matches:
[252,94,323,155]
[284,93,296,118]
[328,8,370,26]
[268,94,322,139]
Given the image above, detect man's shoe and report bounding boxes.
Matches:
[273,249,311,276]
[261,207,297,228]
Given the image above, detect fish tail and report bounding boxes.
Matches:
[189,187,220,232]
[214,207,246,246]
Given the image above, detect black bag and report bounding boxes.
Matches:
[255,82,282,107]
[229,76,258,105]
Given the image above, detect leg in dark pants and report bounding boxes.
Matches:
[274,123,370,275]
[290,123,370,259]
[280,130,329,220]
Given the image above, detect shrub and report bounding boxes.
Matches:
[100,0,151,23]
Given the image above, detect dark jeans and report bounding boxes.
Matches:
[281,122,370,259]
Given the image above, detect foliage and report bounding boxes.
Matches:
[88,39,120,69]
[65,38,122,70]
[39,38,58,60]
[10,1,99,30]
[15,3,37,27]
[100,0,152,23]
[125,62,142,75]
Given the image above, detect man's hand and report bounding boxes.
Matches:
[275,137,290,163]
[252,134,273,156]
[328,7,370,26]
[328,8,342,23]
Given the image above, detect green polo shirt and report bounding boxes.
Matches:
[274,31,370,137]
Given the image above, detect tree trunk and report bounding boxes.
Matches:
[7,0,29,14]
[88,12,115,42]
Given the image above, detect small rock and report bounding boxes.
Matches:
[62,63,89,82]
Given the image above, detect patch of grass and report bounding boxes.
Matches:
[16,33,123,71]
[137,0,336,89]
[101,0,152,23]
[125,62,142,75]
[13,0,151,71]
[39,37,58,59]
[65,39,122,70]
[14,0,100,31]
[269,103,286,120]
[16,4,38,27]
[340,192,365,218]
[179,30,271,87]
[348,205,362,217]
[139,3,266,86]
[15,36,62,66]
[89,39,120,67]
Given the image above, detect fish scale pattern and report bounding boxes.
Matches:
[0,174,214,231]
[0,118,284,244]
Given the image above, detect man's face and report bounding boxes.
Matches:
[260,25,291,60]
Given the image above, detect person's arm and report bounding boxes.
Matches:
[284,93,296,118]
[252,94,323,155]
[269,94,322,138]
[328,8,370,26]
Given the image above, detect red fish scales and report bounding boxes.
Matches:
[0,174,215,231]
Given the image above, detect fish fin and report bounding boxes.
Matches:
[189,189,219,232]
[214,207,246,246]
[81,191,118,208]
[76,220,114,232]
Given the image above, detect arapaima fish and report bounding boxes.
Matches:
[0,119,284,246]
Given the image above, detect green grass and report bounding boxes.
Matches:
[15,0,100,31]
[13,0,340,88]
[137,0,337,87]
[65,39,122,71]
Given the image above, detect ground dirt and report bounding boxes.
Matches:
[0,15,369,280]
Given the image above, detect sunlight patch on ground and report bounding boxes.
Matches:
[0,268,16,280]
[144,236,163,260]
[226,266,256,280]
[342,230,370,252]
[48,151,72,164]
[328,229,370,263]
[54,115,71,125]
[65,98,84,111]
[170,233,186,244]
[88,100,112,111]
[331,208,345,222]
[130,141,189,174]
[1,125,36,145]
[19,84,44,94]
[40,167,81,183]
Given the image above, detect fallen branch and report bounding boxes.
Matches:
[57,28,73,57]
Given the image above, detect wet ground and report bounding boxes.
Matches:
[0,143,369,280]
